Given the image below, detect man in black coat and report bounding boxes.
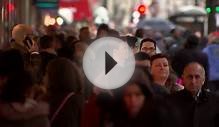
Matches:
[168,62,219,127]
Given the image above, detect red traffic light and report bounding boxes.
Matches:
[138,5,146,14]
[7,3,15,12]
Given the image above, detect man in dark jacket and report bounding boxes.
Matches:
[168,62,219,127]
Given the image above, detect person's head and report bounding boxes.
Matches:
[0,49,24,75]
[39,35,54,50]
[66,35,77,44]
[135,52,150,69]
[54,33,65,50]
[208,31,219,44]
[170,28,181,38]
[72,40,88,66]
[108,29,120,38]
[0,49,33,103]
[182,62,205,96]
[126,36,138,53]
[118,68,153,117]
[79,26,90,42]
[96,24,109,38]
[12,24,33,46]
[140,38,156,56]
[135,28,145,38]
[45,25,57,36]
[150,54,170,85]
[184,34,199,49]
[57,46,74,61]
[45,58,83,96]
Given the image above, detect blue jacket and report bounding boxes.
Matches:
[203,44,219,81]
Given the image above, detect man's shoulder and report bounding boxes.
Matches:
[168,89,192,101]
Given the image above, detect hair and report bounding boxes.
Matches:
[183,61,205,75]
[126,36,137,48]
[135,52,150,61]
[0,71,33,103]
[47,58,83,95]
[140,38,156,50]
[0,49,33,103]
[47,58,84,124]
[115,68,154,100]
[170,28,175,34]
[184,34,199,49]
[79,27,90,41]
[66,36,77,44]
[150,53,180,93]
[0,49,24,75]
[57,47,74,60]
[150,53,169,66]
[39,35,54,49]
[79,26,89,33]
[108,29,120,38]
[96,24,109,37]
[135,28,145,38]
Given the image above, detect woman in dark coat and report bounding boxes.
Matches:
[111,68,179,127]
[45,58,84,127]
[0,49,49,127]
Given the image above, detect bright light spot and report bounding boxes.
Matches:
[44,15,56,26]
[56,17,64,25]
[132,11,140,18]
[94,6,109,24]
[50,18,56,25]
[58,8,76,24]
[215,14,219,27]
[7,3,15,12]
[138,5,146,14]
[133,18,139,24]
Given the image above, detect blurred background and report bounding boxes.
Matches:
[0,0,219,48]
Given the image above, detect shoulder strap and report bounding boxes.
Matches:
[51,92,75,123]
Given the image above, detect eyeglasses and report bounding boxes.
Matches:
[141,47,155,52]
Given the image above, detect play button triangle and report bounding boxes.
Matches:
[105,51,117,75]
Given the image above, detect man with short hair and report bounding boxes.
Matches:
[169,62,219,127]
[140,38,156,57]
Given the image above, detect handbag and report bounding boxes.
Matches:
[50,92,75,123]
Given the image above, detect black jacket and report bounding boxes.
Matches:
[168,89,219,127]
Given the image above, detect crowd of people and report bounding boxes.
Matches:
[0,23,219,127]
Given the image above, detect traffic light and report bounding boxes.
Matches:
[216,6,219,13]
[138,4,146,15]
[206,7,212,14]
[206,6,219,14]
[6,2,15,13]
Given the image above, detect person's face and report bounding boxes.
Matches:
[97,30,108,38]
[123,84,145,117]
[151,58,169,81]
[75,42,88,58]
[140,42,156,56]
[182,63,205,96]
[132,47,138,54]
[80,28,90,41]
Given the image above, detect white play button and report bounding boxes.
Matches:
[82,37,135,90]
